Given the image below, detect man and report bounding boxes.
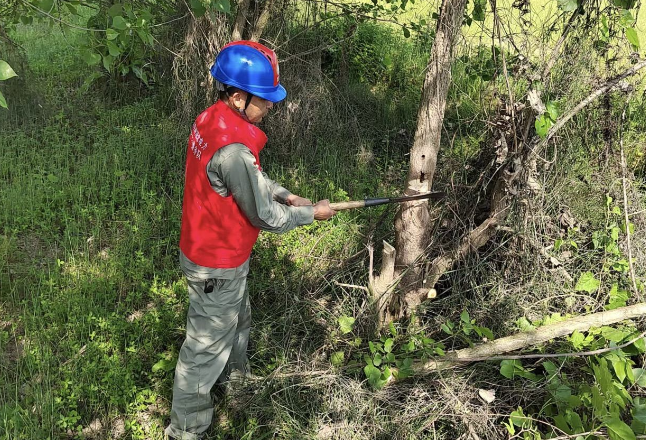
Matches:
[165,41,336,440]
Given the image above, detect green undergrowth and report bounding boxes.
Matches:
[2,7,646,440]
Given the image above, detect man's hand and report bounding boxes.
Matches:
[313,199,336,221]
[285,194,312,207]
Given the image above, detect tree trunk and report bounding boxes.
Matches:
[389,0,468,316]
[232,0,252,40]
[250,0,276,42]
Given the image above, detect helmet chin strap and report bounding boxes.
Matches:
[238,92,255,122]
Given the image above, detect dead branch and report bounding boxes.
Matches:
[413,302,646,374]
[620,94,641,299]
[542,1,588,82]
[418,60,646,299]
[535,59,646,150]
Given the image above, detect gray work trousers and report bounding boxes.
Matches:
[165,275,250,440]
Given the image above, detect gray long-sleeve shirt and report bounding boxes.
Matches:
[181,143,314,280]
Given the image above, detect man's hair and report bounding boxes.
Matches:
[218,85,244,102]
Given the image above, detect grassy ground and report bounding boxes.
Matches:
[1,4,646,440]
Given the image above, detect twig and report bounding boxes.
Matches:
[548,431,604,440]
[334,281,370,293]
[619,94,640,298]
[150,14,189,27]
[532,59,646,152]
[20,0,106,32]
[542,1,587,82]
[490,0,518,154]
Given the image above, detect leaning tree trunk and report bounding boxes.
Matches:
[384,0,468,319]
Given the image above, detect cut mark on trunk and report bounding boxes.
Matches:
[420,155,426,182]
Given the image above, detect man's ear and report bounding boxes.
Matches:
[229,90,247,111]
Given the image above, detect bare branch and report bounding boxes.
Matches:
[413,303,646,374]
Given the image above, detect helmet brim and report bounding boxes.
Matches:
[254,84,287,103]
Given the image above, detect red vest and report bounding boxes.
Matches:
[179,100,267,268]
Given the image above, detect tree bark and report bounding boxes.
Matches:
[390,0,468,315]
[232,0,252,40]
[250,0,276,42]
[412,302,646,374]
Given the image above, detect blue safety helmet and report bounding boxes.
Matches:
[210,41,287,103]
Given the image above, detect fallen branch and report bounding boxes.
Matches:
[413,302,646,374]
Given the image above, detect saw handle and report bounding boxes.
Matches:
[328,200,366,211]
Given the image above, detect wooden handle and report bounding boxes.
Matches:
[329,200,366,211]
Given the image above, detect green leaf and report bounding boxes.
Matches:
[620,10,635,27]
[108,3,123,17]
[613,0,636,9]
[364,364,381,382]
[338,316,355,334]
[460,310,471,323]
[65,3,78,15]
[404,339,415,352]
[0,90,7,109]
[605,416,636,440]
[213,0,231,13]
[543,361,557,377]
[601,326,631,343]
[106,28,119,40]
[554,384,572,402]
[606,283,630,310]
[612,359,627,382]
[472,0,486,21]
[373,353,382,366]
[510,408,532,428]
[517,317,535,332]
[634,368,646,387]
[626,28,640,49]
[112,16,128,31]
[500,360,517,379]
[81,50,101,66]
[557,0,578,11]
[476,326,494,340]
[102,54,114,72]
[330,351,344,367]
[384,338,394,353]
[389,321,397,337]
[535,114,552,138]
[546,101,559,121]
[152,358,177,373]
[633,398,646,423]
[0,60,17,81]
[566,410,584,433]
[190,0,206,17]
[570,331,586,350]
[403,27,411,38]
[107,41,121,57]
[575,272,600,293]
[39,0,54,13]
